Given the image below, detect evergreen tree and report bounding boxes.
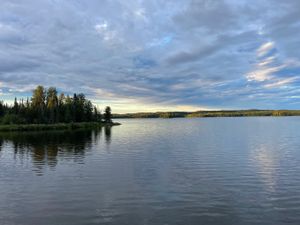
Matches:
[65,95,73,123]
[46,87,58,123]
[58,93,65,122]
[0,101,4,117]
[0,85,113,125]
[31,86,46,123]
[13,97,19,114]
[104,106,112,123]
[84,100,93,122]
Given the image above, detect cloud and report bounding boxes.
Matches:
[166,44,220,65]
[246,40,299,94]
[257,42,275,57]
[94,21,121,44]
[258,56,276,67]
[264,77,298,89]
[0,0,300,111]
[247,66,283,82]
[173,0,237,32]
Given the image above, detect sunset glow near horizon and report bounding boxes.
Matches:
[0,0,300,113]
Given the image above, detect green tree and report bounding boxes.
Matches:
[84,100,93,122]
[58,93,65,122]
[46,87,58,123]
[0,85,113,125]
[77,93,86,122]
[104,106,112,123]
[0,101,4,117]
[13,97,19,114]
[94,107,102,122]
[31,86,46,123]
[32,86,46,108]
[64,95,73,123]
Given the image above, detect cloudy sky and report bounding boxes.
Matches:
[0,0,300,112]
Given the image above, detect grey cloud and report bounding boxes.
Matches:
[0,59,40,73]
[166,30,260,65]
[166,44,220,65]
[0,0,299,110]
[173,0,236,32]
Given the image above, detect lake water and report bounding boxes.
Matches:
[1,117,300,225]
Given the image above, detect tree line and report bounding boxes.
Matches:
[0,85,112,125]
[113,110,300,119]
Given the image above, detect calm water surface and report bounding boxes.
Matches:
[1,117,300,225]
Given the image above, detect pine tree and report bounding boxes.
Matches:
[104,106,112,123]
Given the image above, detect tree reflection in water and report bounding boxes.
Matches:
[0,126,112,175]
[104,126,112,144]
[0,137,3,156]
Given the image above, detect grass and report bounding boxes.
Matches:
[0,122,121,132]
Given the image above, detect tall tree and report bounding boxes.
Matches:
[58,93,65,122]
[77,93,86,122]
[94,107,101,122]
[46,87,58,123]
[0,101,4,117]
[64,95,73,123]
[13,97,19,114]
[31,86,46,123]
[84,100,93,122]
[32,86,46,108]
[104,106,112,123]
[0,85,112,125]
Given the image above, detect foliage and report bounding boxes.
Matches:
[104,106,112,122]
[0,122,120,132]
[0,85,112,125]
[113,110,300,119]
[1,114,26,125]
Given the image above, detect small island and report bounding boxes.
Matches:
[0,85,120,132]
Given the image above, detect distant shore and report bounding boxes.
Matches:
[0,122,121,132]
[113,110,300,119]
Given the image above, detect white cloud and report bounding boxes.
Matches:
[1,0,300,111]
[95,22,108,32]
[257,41,274,57]
[246,65,285,82]
[247,42,288,83]
[258,56,276,67]
[94,21,120,44]
[264,77,298,88]
[134,8,147,21]
[246,40,298,92]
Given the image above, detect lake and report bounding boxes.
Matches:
[1,117,300,225]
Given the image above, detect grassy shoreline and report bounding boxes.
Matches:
[0,122,121,132]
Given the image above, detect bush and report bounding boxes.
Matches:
[1,114,26,125]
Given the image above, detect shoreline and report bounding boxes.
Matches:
[0,122,121,132]
[113,110,300,119]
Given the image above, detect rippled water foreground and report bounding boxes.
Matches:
[1,117,300,225]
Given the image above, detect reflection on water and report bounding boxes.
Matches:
[251,143,278,192]
[0,126,112,175]
[104,126,112,144]
[1,118,300,225]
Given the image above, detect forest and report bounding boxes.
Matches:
[113,110,300,118]
[0,85,112,125]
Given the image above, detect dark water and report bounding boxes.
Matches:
[1,117,300,225]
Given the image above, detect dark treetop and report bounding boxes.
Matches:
[0,85,112,125]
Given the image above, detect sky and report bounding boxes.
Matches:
[0,0,300,113]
